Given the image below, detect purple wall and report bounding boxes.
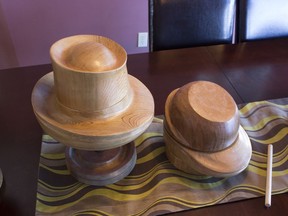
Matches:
[0,0,149,69]
[0,1,19,68]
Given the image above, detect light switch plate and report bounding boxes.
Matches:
[138,32,148,47]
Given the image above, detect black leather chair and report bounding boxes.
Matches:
[238,0,288,42]
[149,0,237,51]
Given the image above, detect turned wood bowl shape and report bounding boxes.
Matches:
[32,35,154,151]
[165,81,239,152]
[164,81,252,177]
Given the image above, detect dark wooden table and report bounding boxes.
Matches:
[0,39,288,215]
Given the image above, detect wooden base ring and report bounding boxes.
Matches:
[65,142,136,186]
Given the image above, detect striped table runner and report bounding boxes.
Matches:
[36,98,288,216]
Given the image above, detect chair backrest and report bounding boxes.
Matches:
[238,0,288,42]
[149,0,237,52]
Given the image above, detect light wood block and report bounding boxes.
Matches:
[32,72,154,150]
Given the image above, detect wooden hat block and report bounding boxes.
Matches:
[31,35,154,185]
[164,81,252,177]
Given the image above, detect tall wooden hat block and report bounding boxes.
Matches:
[31,35,154,185]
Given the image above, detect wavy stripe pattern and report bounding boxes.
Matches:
[36,98,288,216]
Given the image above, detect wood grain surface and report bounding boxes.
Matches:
[32,73,154,150]
[32,35,154,151]
[165,81,239,152]
[1,39,288,216]
[164,81,252,177]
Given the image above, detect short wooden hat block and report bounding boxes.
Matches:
[164,81,252,177]
[32,35,154,185]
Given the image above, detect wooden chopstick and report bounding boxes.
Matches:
[265,144,273,208]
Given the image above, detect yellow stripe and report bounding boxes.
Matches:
[153,117,164,123]
[250,146,288,168]
[42,134,56,142]
[239,102,256,115]
[39,164,70,175]
[239,101,288,115]
[38,179,82,191]
[41,153,65,160]
[242,115,284,131]
[37,183,89,202]
[126,161,213,181]
[273,144,288,157]
[252,146,288,159]
[247,165,267,176]
[250,127,288,144]
[252,150,268,158]
[273,170,288,176]
[134,132,163,147]
[108,171,226,191]
[249,160,266,168]
[247,165,288,177]
[136,146,165,164]
[72,209,112,216]
[126,161,169,178]
[272,187,288,194]
[273,153,288,168]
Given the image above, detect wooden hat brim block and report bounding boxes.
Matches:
[163,82,252,177]
[32,72,154,151]
[164,119,252,177]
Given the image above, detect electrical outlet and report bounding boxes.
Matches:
[138,32,148,47]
